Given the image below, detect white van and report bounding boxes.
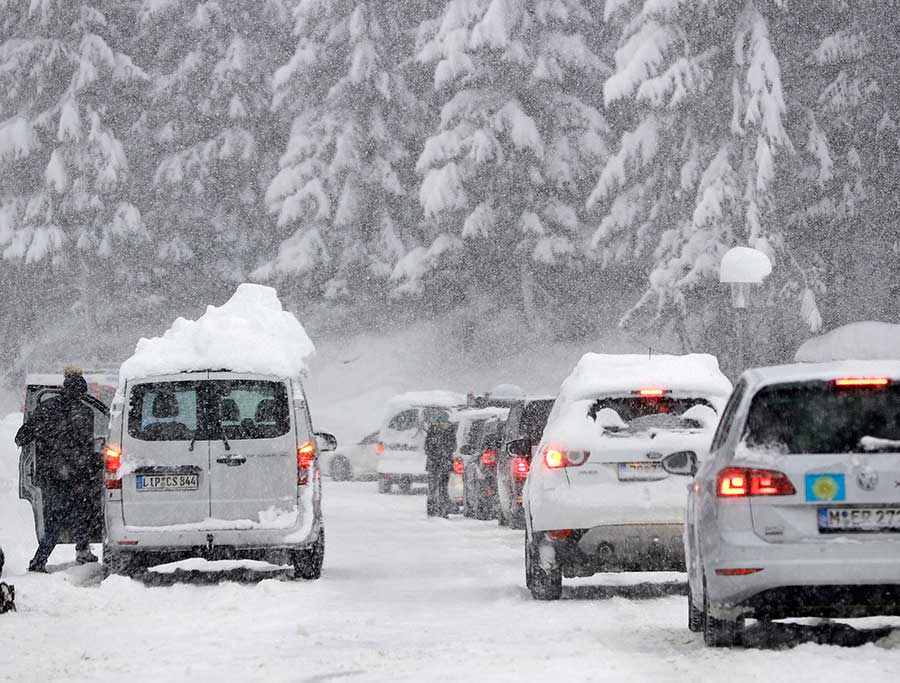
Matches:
[103,370,335,579]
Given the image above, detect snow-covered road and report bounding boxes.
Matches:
[1,482,898,682]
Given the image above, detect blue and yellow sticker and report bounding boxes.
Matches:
[805,473,845,502]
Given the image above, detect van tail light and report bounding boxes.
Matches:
[512,457,530,479]
[105,447,122,489]
[543,445,589,469]
[376,442,384,455]
[481,450,496,466]
[717,468,795,497]
[453,457,464,475]
[298,442,317,486]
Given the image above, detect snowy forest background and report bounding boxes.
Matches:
[1,0,899,388]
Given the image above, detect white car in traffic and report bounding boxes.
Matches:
[322,431,379,481]
[682,361,900,646]
[521,353,731,599]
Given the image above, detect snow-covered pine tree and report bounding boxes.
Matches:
[408,0,609,329]
[135,0,293,307]
[0,1,148,364]
[595,0,806,355]
[261,0,428,304]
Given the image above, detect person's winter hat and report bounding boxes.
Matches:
[62,367,88,396]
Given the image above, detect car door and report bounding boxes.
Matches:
[119,376,211,527]
[207,374,299,524]
[18,386,109,543]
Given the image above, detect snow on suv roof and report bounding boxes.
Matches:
[559,353,732,401]
[744,360,900,388]
[386,390,466,410]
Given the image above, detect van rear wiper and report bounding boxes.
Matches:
[188,431,197,452]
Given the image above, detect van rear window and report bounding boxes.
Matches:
[128,380,290,442]
[744,382,900,454]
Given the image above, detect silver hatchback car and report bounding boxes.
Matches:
[677,361,900,646]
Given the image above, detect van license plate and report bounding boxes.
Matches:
[136,474,200,492]
[818,507,900,533]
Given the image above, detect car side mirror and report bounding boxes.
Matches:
[507,438,530,457]
[315,432,338,453]
[459,444,475,456]
[661,450,698,477]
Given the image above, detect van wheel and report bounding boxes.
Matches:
[526,537,562,600]
[702,576,742,647]
[293,528,325,580]
[330,457,352,481]
[377,477,391,494]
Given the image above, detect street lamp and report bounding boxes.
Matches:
[719,246,772,375]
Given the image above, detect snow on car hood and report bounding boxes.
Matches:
[119,283,315,382]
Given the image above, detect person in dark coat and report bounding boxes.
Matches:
[425,419,458,517]
[15,368,98,572]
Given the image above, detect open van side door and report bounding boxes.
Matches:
[18,386,110,543]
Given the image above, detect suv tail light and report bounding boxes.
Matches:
[512,457,530,479]
[453,457,464,475]
[298,442,317,485]
[105,447,122,490]
[481,450,496,466]
[717,468,795,497]
[543,445,589,469]
[376,441,384,455]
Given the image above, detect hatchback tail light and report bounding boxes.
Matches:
[512,457,530,479]
[543,445,589,469]
[453,457,464,475]
[545,529,572,541]
[717,468,795,497]
[298,442,317,485]
[481,450,496,466]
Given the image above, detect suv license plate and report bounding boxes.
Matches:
[136,474,200,492]
[617,462,667,481]
[818,507,900,533]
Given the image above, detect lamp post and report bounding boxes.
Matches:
[719,246,772,376]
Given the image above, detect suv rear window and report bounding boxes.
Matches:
[744,382,900,454]
[128,380,289,442]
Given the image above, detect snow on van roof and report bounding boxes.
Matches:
[559,353,733,401]
[386,390,467,409]
[794,321,900,362]
[119,284,315,382]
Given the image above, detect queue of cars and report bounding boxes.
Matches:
[374,353,900,648]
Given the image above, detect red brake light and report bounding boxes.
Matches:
[512,457,530,479]
[481,450,496,466]
[637,388,666,397]
[715,568,763,576]
[546,529,572,541]
[298,442,317,485]
[105,447,121,474]
[834,377,889,387]
[717,468,795,497]
[376,441,384,455]
[543,445,588,469]
[453,457,464,475]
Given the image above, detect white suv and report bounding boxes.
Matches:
[681,361,900,646]
[103,370,335,579]
[522,353,731,599]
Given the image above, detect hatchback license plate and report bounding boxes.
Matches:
[136,474,199,492]
[617,462,667,481]
[818,507,900,533]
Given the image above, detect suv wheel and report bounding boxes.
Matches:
[702,576,741,647]
[293,528,325,580]
[330,456,352,481]
[525,537,562,600]
[377,476,391,494]
[687,580,704,632]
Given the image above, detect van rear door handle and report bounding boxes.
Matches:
[216,456,247,466]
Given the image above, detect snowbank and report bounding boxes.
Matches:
[119,284,315,382]
[148,558,290,574]
[795,321,900,362]
[557,353,733,403]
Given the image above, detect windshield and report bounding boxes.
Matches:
[744,382,900,454]
[587,396,714,432]
[128,379,289,442]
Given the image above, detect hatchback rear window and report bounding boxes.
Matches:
[588,396,713,430]
[744,381,900,454]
